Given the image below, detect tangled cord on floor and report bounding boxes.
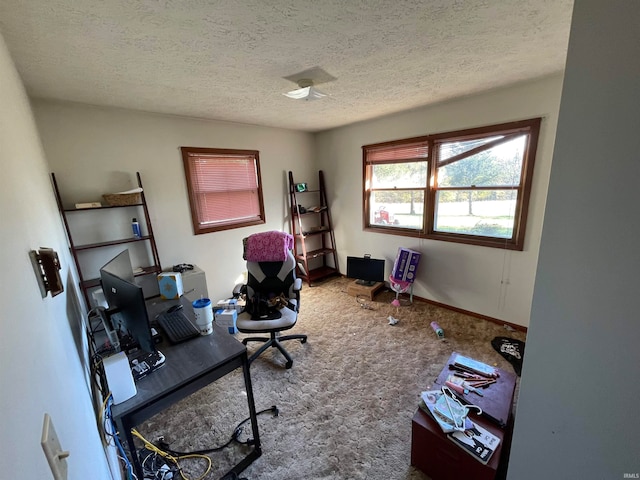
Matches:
[355,295,376,310]
[139,406,279,480]
[220,473,248,480]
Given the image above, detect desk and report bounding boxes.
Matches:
[111,296,262,479]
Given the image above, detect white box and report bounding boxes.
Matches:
[103,352,137,404]
[217,298,244,312]
[181,265,208,302]
[158,272,183,299]
[215,309,238,334]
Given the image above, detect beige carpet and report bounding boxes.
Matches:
[137,276,526,479]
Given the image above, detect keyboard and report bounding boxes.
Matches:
[157,310,200,344]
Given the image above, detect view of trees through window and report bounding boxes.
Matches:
[370,161,427,229]
[363,118,541,250]
[435,134,526,238]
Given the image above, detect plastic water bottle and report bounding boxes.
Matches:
[131,218,141,238]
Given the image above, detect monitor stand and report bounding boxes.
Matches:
[129,350,165,381]
[355,279,377,286]
[347,280,385,301]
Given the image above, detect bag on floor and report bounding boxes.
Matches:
[491,336,525,376]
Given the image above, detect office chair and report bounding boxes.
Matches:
[236,232,307,369]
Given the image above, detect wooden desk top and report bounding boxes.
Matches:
[434,352,517,428]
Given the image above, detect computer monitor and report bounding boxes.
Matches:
[99,250,154,354]
[100,248,136,284]
[346,255,385,286]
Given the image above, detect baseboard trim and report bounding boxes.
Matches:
[398,291,528,333]
[340,276,528,333]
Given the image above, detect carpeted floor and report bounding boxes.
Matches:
[136,276,526,480]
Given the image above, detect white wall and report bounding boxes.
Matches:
[0,35,113,479]
[316,75,564,327]
[508,1,640,478]
[33,101,316,304]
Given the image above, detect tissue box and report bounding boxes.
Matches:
[391,248,421,283]
[158,272,183,299]
[217,299,243,312]
[215,309,238,334]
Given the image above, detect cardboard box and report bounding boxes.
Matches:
[391,248,421,283]
[215,308,238,334]
[157,272,183,299]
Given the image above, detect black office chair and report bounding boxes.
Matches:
[236,234,307,369]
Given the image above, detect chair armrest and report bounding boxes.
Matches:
[293,278,302,291]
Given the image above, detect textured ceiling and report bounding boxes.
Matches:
[0,0,574,132]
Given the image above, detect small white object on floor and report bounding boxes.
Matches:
[388,316,399,325]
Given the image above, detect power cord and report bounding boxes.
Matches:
[102,394,138,480]
[356,295,375,310]
[156,405,279,456]
[132,429,212,480]
[136,405,278,479]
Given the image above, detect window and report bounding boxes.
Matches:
[363,118,541,250]
[181,147,265,235]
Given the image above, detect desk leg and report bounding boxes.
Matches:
[223,352,262,478]
[242,353,261,453]
[114,416,144,480]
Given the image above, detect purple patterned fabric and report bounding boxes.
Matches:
[245,231,294,262]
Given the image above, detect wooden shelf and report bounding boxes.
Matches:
[289,171,338,286]
[80,265,162,290]
[295,248,335,260]
[300,227,331,236]
[63,203,143,212]
[300,266,340,283]
[73,235,153,251]
[52,172,162,308]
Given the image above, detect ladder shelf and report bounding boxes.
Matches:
[288,170,339,286]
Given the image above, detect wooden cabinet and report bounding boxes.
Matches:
[51,172,161,308]
[288,170,339,286]
[411,353,516,480]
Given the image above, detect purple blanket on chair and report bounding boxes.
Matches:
[245,231,294,262]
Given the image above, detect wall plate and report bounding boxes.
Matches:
[41,413,69,480]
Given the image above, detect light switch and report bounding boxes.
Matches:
[41,413,69,480]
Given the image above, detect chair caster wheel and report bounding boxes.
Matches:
[285,361,293,369]
[300,338,307,344]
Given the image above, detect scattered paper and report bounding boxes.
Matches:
[388,316,399,325]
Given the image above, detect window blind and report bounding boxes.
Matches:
[187,152,261,227]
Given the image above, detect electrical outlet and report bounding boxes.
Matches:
[41,413,69,480]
